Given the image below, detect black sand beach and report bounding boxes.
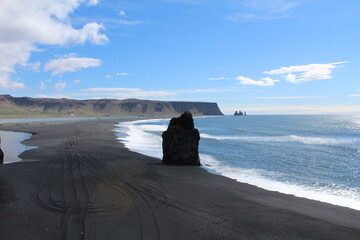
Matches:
[0,119,359,240]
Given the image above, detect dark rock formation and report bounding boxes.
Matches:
[0,150,3,163]
[234,110,244,116]
[162,111,200,166]
[0,139,3,164]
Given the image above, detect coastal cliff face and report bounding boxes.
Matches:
[0,95,223,117]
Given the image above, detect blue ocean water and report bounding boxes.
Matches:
[115,115,360,210]
[0,130,33,164]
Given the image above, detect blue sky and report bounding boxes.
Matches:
[0,0,359,114]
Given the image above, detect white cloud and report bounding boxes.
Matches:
[236,76,280,86]
[244,0,298,14]
[24,61,41,71]
[38,79,52,90]
[36,94,69,99]
[0,0,108,90]
[81,88,140,92]
[208,77,231,80]
[87,0,99,6]
[80,87,175,98]
[256,96,326,99]
[54,81,67,91]
[0,74,26,90]
[349,94,360,97]
[221,105,360,115]
[226,13,260,22]
[44,57,101,74]
[102,19,145,25]
[104,72,133,78]
[38,81,47,90]
[265,62,348,84]
[116,72,132,76]
[119,10,127,18]
[79,87,235,99]
[227,0,299,22]
[73,79,81,84]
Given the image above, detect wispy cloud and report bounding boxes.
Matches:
[73,79,81,84]
[119,10,127,18]
[111,19,145,25]
[80,87,175,98]
[106,72,133,79]
[44,57,102,75]
[208,77,231,80]
[116,72,133,76]
[244,0,298,14]
[349,89,360,97]
[256,96,326,99]
[265,62,348,84]
[78,86,242,99]
[38,79,52,90]
[236,76,280,86]
[87,0,99,6]
[77,17,146,26]
[54,80,67,91]
[227,0,299,22]
[221,105,360,114]
[36,94,70,99]
[81,88,140,92]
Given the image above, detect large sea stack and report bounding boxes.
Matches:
[162,111,201,166]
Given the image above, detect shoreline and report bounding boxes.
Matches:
[0,118,359,239]
[116,117,360,212]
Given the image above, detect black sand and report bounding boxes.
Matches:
[0,119,359,240]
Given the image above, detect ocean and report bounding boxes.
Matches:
[0,130,33,164]
[115,115,360,211]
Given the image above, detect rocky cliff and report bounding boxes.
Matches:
[0,95,223,117]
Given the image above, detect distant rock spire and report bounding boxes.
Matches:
[234,110,246,116]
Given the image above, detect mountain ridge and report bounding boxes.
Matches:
[0,95,223,118]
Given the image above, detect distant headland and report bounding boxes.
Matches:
[0,94,223,118]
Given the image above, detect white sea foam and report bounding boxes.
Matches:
[200,154,360,211]
[116,121,164,159]
[137,124,168,132]
[115,120,360,211]
[201,133,357,146]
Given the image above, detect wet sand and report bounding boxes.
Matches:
[0,118,359,240]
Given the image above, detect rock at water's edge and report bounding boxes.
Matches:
[0,148,3,164]
[162,111,201,166]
